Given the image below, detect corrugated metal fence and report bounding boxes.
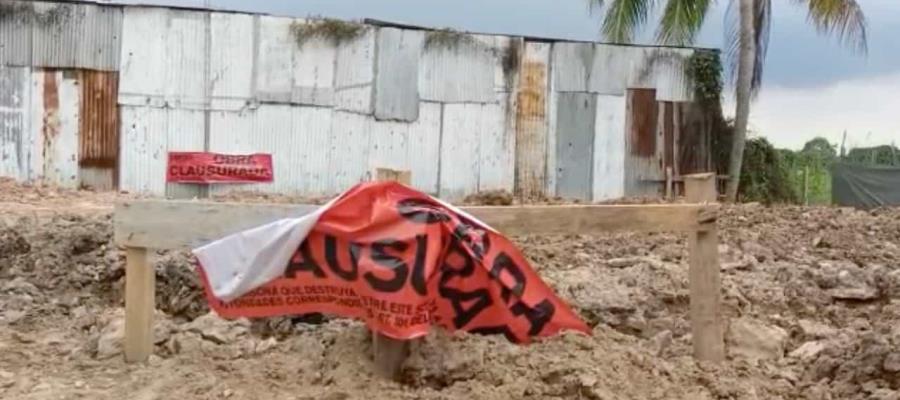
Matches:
[0,0,710,201]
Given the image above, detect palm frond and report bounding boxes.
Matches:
[656,0,713,46]
[601,0,656,43]
[795,0,868,53]
[725,0,771,96]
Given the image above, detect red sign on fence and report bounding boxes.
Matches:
[194,182,591,343]
[167,152,274,183]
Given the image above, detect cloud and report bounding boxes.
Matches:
[724,72,900,150]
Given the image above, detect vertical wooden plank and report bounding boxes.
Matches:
[371,170,412,380]
[684,173,724,363]
[124,247,154,362]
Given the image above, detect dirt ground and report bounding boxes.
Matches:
[1,179,899,399]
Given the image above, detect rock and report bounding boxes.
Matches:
[797,320,837,339]
[650,330,673,356]
[222,389,234,398]
[883,353,900,373]
[727,318,789,361]
[607,257,641,268]
[182,312,250,345]
[11,331,35,344]
[2,278,38,294]
[2,310,26,324]
[96,318,125,359]
[789,341,827,361]
[825,264,878,301]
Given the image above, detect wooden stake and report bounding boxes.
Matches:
[372,167,414,380]
[124,247,154,362]
[683,173,725,362]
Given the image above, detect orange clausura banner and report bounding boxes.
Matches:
[196,182,590,343]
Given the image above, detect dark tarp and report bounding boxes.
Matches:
[832,162,900,209]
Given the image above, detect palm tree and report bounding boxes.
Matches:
[591,0,867,201]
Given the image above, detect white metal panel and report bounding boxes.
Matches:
[373,28,423,122]
[627,47,658,89]
[75,3,123,71]
[589,44,630,95]
[119,7,169,106]
[119,106,168,195]
[210,12,254,107]
[0,1,33,67]
[292,37,336,106]
[328,111,371,193]
[407,102,441,194]
[51,72,80,188]
[593,95,626,201]
[292,106,333,194]
[655,48,694,102]
[252,105,295,194]
[334,29,375,114]
[439,103,481,200]
[419,35,494,103]
[369,119,409,174]
[488,35,516,93]
[164,108,205,198]
[256,16,294,103]
[0,66,30,180]
[30,2,80,69]
[551,42,592,92]
[165,10,207,109]
[545,90,559,197]
[478,95,514,192]
[207,108,256,196]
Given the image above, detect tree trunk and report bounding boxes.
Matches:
[725,0,756,202]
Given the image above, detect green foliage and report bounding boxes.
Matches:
[686,50,723,109]
[846,145,900,167]
[290,18,368,47]
[782,137,837,205]
[737,137,797,204]
[424,28,481,50]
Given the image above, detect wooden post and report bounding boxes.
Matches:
[683,173,725,362]
[124,247,154,362]
[372,168,413,380]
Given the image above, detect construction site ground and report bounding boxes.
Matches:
[1,178,899,399]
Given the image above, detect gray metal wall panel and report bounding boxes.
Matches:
[0,66,29,180]
[75,3,123,71]
[552,42,593,92]
[0,1,34,67]
[419,38,495,103]
[30,2,80,68]
[373,28,423,122]
[555,92,596,201]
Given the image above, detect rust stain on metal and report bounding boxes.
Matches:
[628,88,657,157]
[78,70,119,171]
[515,61,548,197]
[42,70,60,172]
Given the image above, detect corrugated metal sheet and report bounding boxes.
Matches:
[477,95,513,192]
[419,35,495,103]
[28,2,122,71]
[79,71,118,168]
[292,106,333,194]
[334,29,375,114]
[545,91,559,197]
[551,42,592,92]
[292,36,336,107]
[0,66,29,180]
[515,41,549,198]
[555,92,596,201]
[439,103,481,200]
[164,108,204,198]
[32,69,80,188]
[588,44,630,95]
[164,10,207,109]
[624,88,662,197]
[655,48,694,102]
[0,1,34,67]
[209,12,254,110]
[593,94,626,201]
[256,16,295,103]
[369,118,409,176]
[328,111,371,192]
[118,7,169,106]
[373,27,423,122]
[627,47,658,90]
[407,102,441,194]
[489,35,520,93]
[119,106,167,194]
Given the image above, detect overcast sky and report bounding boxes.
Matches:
[118,0,900,150]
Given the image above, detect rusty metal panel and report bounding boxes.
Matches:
[30,69,79,188]
[419,35,495,103]
[588,44,630,95]
[256,16,294,103]
[334,28,375,114]
[624,88,662,197]
[79,71,118,169]
[515,41,549,198]
[292,36,336,107]
[407,102,441,194]
[555,92,596,201]
[551,42,593,92]
[373,27,423,122]
[0,66,29,180]
[655,48,694,102]
[209,12,254,109]
[593,94,626,201]
[0,1,34,67]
